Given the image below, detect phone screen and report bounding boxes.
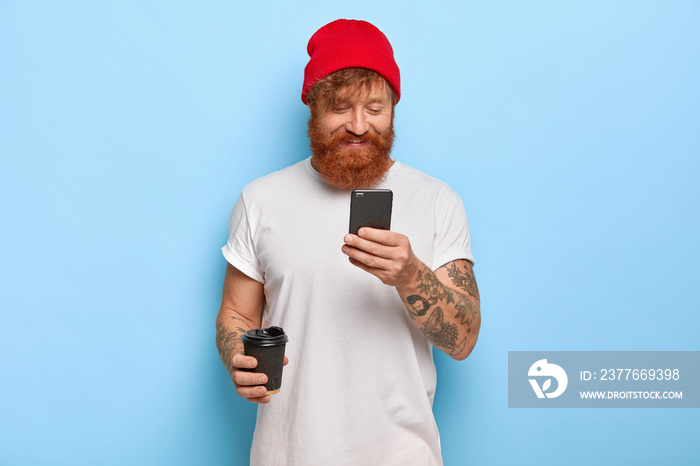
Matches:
[349,189,393,235]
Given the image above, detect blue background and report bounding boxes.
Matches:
[2,1,698,465]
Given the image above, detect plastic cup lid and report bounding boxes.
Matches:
[241,326,289,346]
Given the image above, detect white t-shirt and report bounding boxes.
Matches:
[222,157,473,466]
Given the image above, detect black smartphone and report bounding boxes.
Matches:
[349,189,393,235]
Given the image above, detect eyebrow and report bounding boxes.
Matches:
[334,97,387,106]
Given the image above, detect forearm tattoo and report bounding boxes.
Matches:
[445,261,479,300]
[215,316,250,373]
[403,262,479,357]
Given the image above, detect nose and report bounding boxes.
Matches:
[345,108,368,136]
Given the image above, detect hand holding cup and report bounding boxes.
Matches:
[232,327,289,404]
[231,353,286,404]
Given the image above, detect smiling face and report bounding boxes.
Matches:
[307,70,396,190]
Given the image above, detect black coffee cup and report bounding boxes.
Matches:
[241,326,289,395]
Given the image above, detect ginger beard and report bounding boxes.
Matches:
[308,114,395,190]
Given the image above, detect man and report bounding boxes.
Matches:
[216,19,480,465]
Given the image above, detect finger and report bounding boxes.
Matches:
[246,395,271,404]
[236,384,271,400]
[348,256,381,276]
[358,227,403,246]
[232,353,257,369]
[283,356,289,366]
[233,371,268,387]
[344,234,391,258]
[342,244,392,270]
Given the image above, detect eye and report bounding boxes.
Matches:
[367,107,383,114]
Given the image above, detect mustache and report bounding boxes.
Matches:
[330,130,383,145]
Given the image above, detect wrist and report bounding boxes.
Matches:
[395,256,422,291]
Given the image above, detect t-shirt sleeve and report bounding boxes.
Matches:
[221,194,265,283]
[431,194,475,271]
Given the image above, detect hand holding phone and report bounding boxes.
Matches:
[344,191,420,288]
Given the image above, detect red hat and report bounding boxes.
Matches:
[301,19,401,104]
